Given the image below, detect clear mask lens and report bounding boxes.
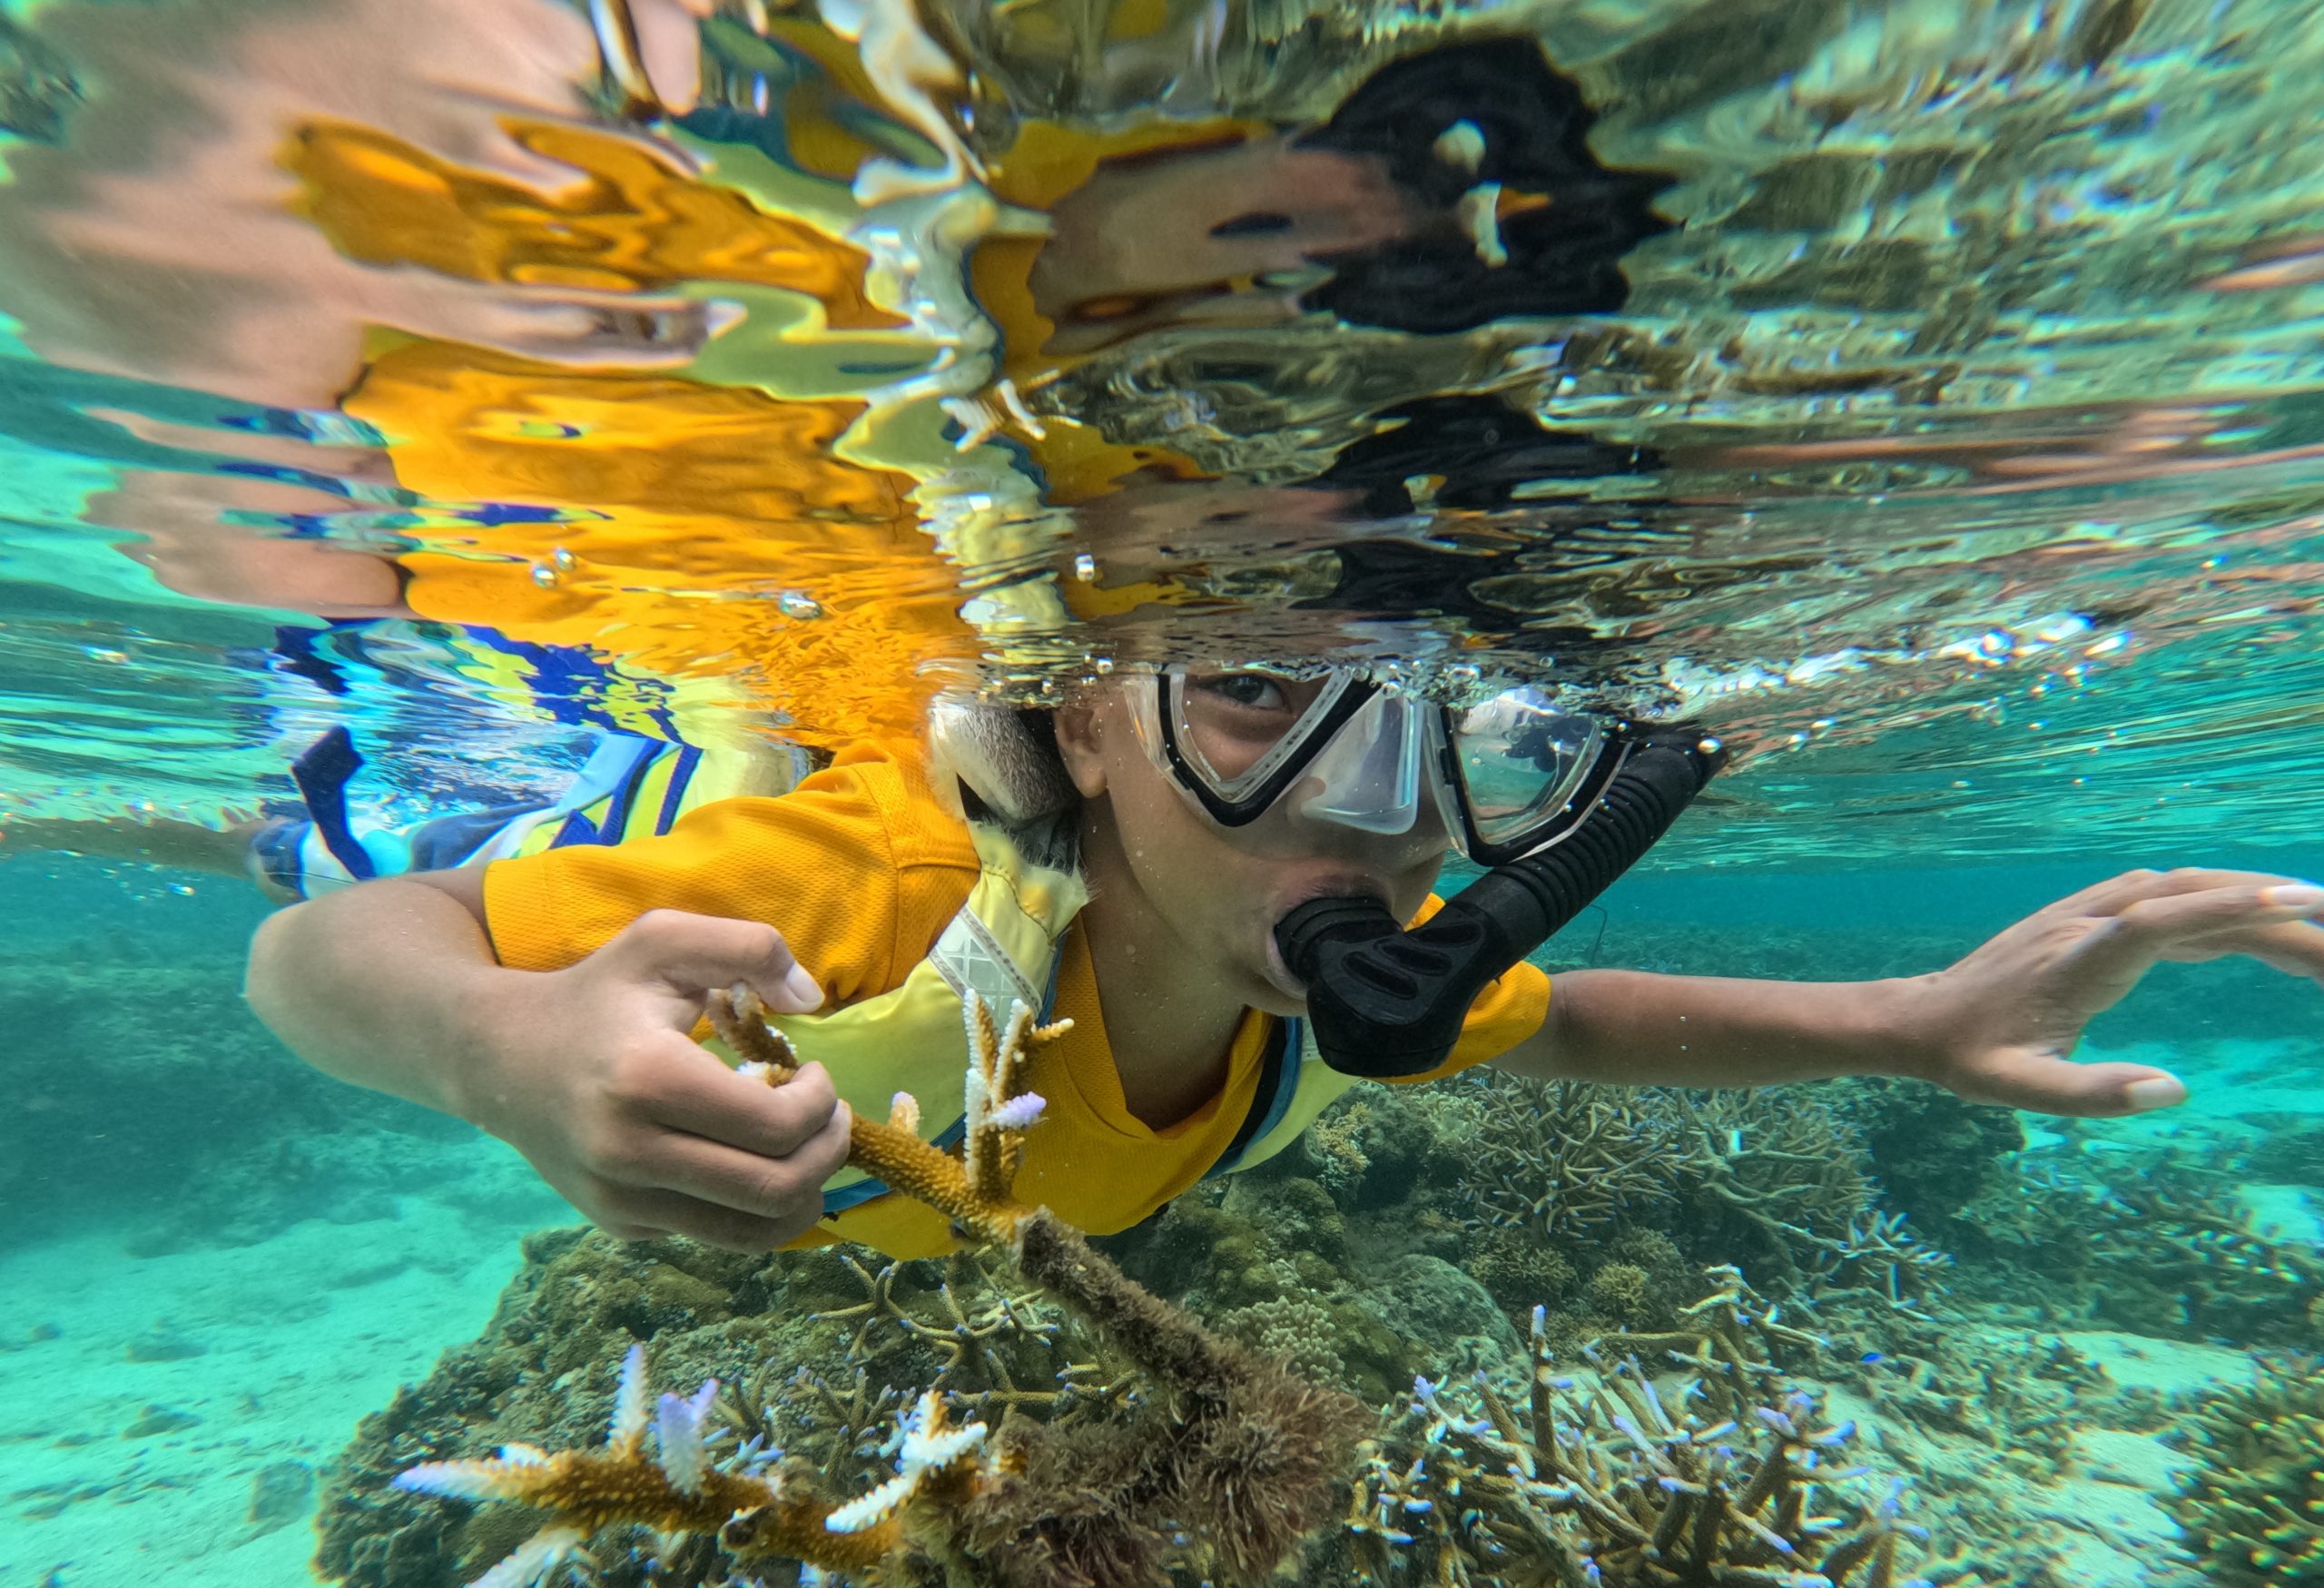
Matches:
[1132,669,1610,856]
[1164,671,1354,803]
[1447,686,1607,846]
[1292,690,1427,833]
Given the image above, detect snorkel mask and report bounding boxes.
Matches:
[1126,667,1724,1079]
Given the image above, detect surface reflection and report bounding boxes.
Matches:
[0,0,2319,861]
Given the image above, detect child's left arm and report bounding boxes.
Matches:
[1492,868,2324,1118]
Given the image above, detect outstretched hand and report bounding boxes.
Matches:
[1899,868,2324,1116]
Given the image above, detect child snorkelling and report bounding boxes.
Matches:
[241,668,2324,1259]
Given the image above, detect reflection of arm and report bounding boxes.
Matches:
[0,812,285,889]
[93,466,416,618]
[128,530,413,618]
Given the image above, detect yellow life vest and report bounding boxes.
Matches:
[711,819,1364,1238]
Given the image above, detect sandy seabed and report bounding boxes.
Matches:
[0,1149,563,1588]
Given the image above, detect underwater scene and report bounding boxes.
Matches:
[3,0,2322,1585]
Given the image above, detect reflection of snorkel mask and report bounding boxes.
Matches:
[1126,667,1725,1080]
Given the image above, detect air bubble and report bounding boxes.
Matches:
[775,590,825,620]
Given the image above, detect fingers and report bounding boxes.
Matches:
[2063,880,2324,1002]
[573,1053,852,1250]
[650,1059,852,1164]
[592,1188,810,1254]
[2065,866,2320,920]
[2176,919,2324,981]
[1950,1048,2189,1119]
[604,909,823,1014]
[585,1100,852,1251]
[644,1100,854,1229]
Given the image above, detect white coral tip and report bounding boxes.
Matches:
[897,1392,986,1473]
[986,1091,1046,1131]
[902,1416,987,1472]
[611,1342,650,1451]
[824,1469,916,1534]
[395,1459,527,1502]
[655,1378,719,1494]
[469,1524,591,1588]
[889,1090,921,1132]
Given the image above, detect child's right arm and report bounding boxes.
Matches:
[245,873,848,1251]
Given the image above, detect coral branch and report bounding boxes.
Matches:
[1346,1269,1934,1588]
[394,1347,901,1581]
[392,986,1366,1588]
[711,981,1067,1244]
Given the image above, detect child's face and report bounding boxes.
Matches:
[1056,683,1453,1016]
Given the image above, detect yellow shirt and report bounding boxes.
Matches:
[483,739,1550,1252]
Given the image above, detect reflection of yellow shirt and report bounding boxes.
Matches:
[340,339,970,749]
[287,114,970,748]
[483,739,1550,1258]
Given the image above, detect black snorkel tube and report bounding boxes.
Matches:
[1275,727,1726,1079]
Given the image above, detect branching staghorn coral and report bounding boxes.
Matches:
[1968,1149,2322,1346]
[1669,1095,1955,1312]
[1343,1268,1934,1588]
[1584,1264,1827,1425]
[1457,1076,1953,1315]
[2162,1351,2324,1588]
[393,988,1369,1588]
[807,1248,1135,1420]
[1463,1078,1685,1241]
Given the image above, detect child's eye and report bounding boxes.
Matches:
[1193,673,1289,713]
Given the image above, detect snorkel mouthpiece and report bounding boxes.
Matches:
[1276,733,1725,1079]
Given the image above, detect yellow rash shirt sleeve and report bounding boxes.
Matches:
[481,739,979,1006]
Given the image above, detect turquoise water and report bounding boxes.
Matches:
[5,849,2317,1585]
[3,0,2323,1584]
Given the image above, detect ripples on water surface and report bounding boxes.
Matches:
[0,0,2319,862]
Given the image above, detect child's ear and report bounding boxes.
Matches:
[1051,700,1111,799]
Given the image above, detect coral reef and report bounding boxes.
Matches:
[1828,1079,2026,1244]
[299,950,2308,1588]
[1107,1155,1502,1403]
[373,988,1370,1588]
[1960,1143,2323,1348]
[1454,1074,1955,1327]
[1462,1080,1685,1242]
[0,940,489,1254]
[2162,1351,2324,1588]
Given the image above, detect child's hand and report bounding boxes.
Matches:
[1896,868,2324,1116]
[456,909,850,1252]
